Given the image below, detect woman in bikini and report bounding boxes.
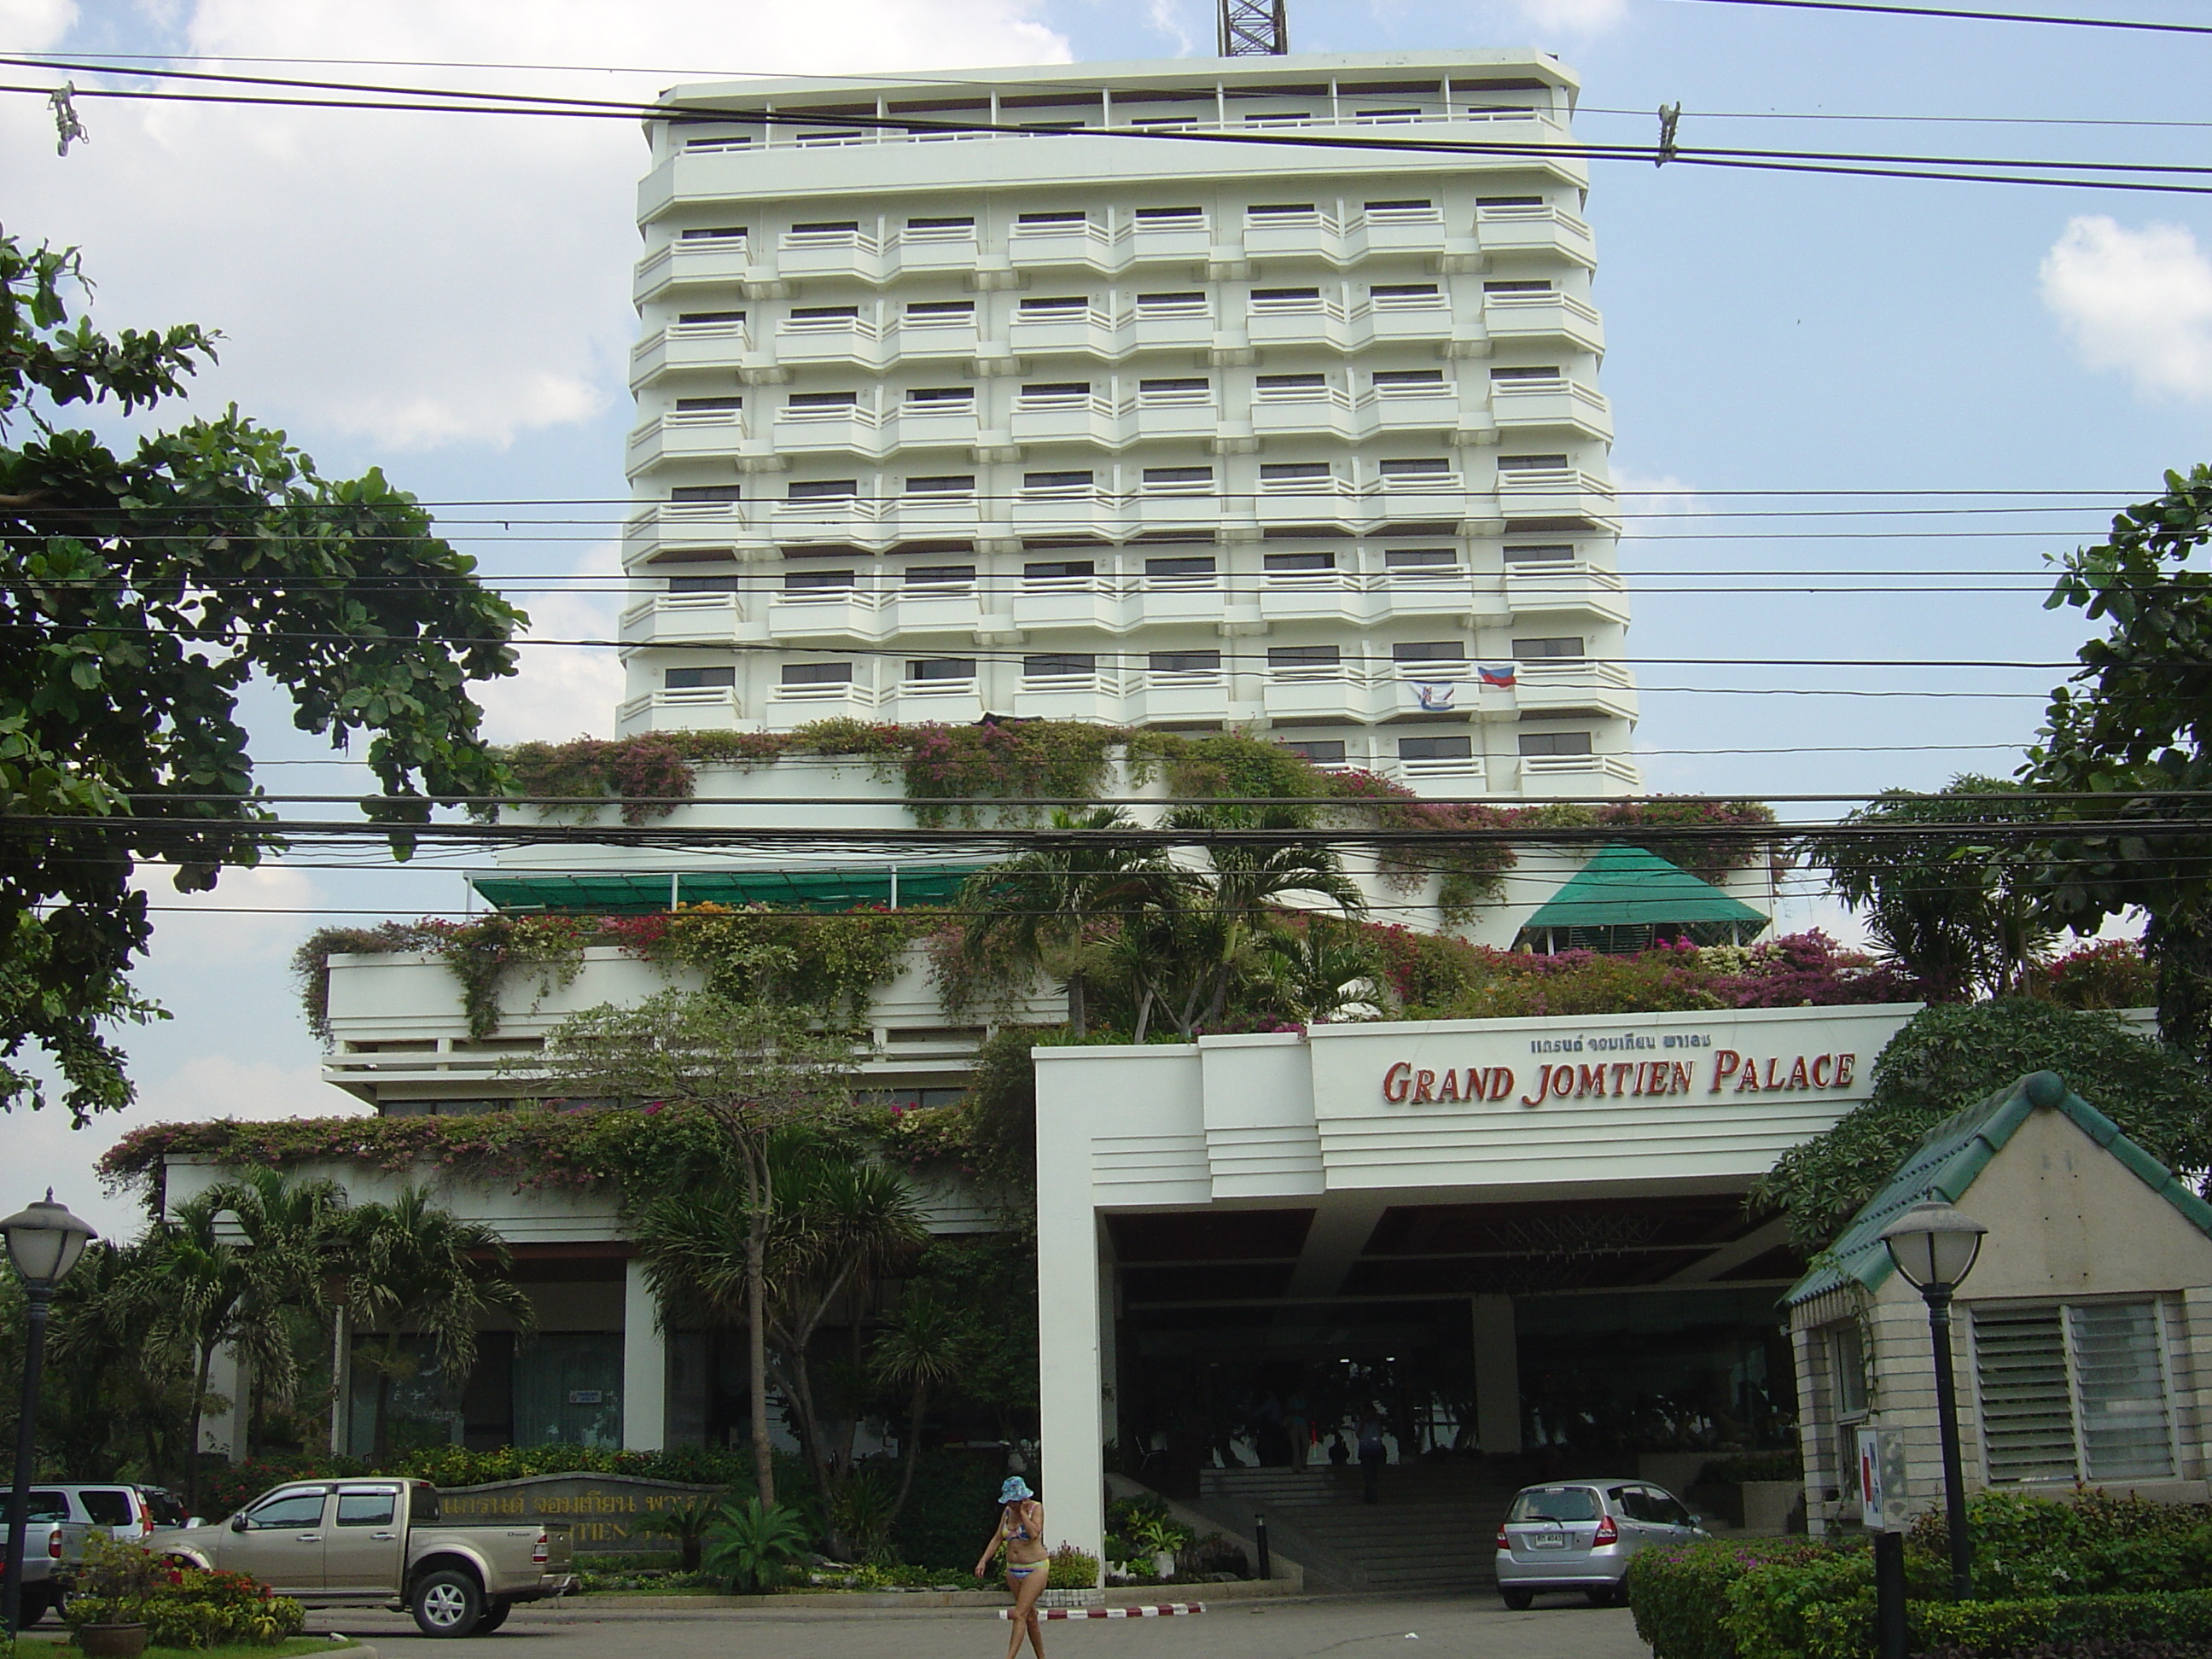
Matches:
[975,1476,1050,1659]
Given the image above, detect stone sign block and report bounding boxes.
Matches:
[438,1470,724,1553]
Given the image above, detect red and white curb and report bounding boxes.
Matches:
[1000,1603,1207,1621]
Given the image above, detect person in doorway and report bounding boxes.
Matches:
[1357,1412,1388,1504]
[1285,1391,1312,1471]
[975,1476,1051,1659]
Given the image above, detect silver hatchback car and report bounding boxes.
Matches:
[1494,1479,1709,1609]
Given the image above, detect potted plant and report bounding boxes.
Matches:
[1038,1544,1103,1610]
[64,1534,167,1658]
[1125,1514,1193,1582]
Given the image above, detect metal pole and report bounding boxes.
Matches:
[1253,1512,1270,1581]
[3,1283,54,1636]
[1926,1285,1973,1600]
[1874,1529,1908,1659]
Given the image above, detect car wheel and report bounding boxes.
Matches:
[1499,1587,1534,1610]
[19,1585,54,1626]
[410,1569,486,1638]
[1587,1585,1626,1608]
[475,1600,512,1633]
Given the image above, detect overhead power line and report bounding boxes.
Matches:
[1671,0,2212,36]
[6,60,2212,196]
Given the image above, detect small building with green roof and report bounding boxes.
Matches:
[1516,845,1769,955]
[1785,1070,2212,1534]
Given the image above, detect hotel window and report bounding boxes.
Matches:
[783,569,855,592]
[1385,547,1457,568]
[1023,653,1095,678]
[1380,458,1452,480]
[1368,282,1442,310]
[905,387,975,409]
[1975,1301,2177,1483]
[1372,370,1447,393]
[1247,203,1319,222]
[905,215,975,234]
[1255,373,1328,401]
[1018,295,1091,318]
[907,658,977,682]
[1022,469,1095,491]
[1250,285,1324,310]
[1016,210,1089,230]
[1150,650,1221,674]
[781,662,852,686]
[1394,641,1467,665]
[1024,559,1096,580]
[1135,207,1205,228]
[1493,365,1563,385]
[1483,279,1553,295]
[1364,198,1439,223]
[1142,466,1214,492]
[679,225,748,242]
[670,485,743,503]
[904,564,976,587]
[662,666,736,689]
[905,300,975,323]
[1497,453,1571,473]
[1399,735,1472,760]
[1280,739,1347,764]
[672,396,742,414]
[905,474,975,496]
[788,305,861,323]
[1018,383,1092,409]
[667,574,744,594]
[1514,637,1586,661]
[789,218,859,235]
[785,391,858,413]
[675,310,745,326]
[786,480,859,499]
[1518,731,1593,756]
[1260,462,1333,486]
[1138,376,1211,405]
[1504,543,1576,565]
[1269,644,1340,669]
[1264,552,1335,572]
[682,135,751,152]
[1144,555,1216,579]
[1477,195,1546,209]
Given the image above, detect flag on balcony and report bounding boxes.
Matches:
[1479,664,1518,689]
[1412,682,1458,711]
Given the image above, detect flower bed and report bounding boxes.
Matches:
[63,1540,303,1650]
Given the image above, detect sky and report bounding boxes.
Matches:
[3,0,2210,1237]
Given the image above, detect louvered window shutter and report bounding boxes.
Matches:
[1974,1306,2077,1482]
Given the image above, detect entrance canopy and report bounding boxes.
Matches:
[1519,845,1768,953]
[1033,1003,1922,1563]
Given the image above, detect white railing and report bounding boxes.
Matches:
[782,227,878,253]
[1249,292,1337,318]
[1522,753,1640,782]
[1517,659,1635,689]
[1498,467,1612,495]
[1254,382,1346,407]
[780,313,876,337]
[668,317,746,342]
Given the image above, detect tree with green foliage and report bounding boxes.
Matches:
[535,993,858,1507]
[341,1186,535,1461]
[1804,776,2059,1000]
[0,230,524,1122]
[2024,464,2212,1062]
[872,1292,971,1533]
[1752,999,2212,1249]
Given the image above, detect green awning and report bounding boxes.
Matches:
[1522,845,1769,931]
[469,864,986,915]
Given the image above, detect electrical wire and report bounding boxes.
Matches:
[1668,0,2212,37]
[8,62,2212,197]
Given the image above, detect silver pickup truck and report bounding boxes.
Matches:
[153,1479,573,1638]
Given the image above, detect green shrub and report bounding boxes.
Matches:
[64,1551,306,1649]
[1625,1538,1831,1659]
[1912,1589,2212,1654]
[886,1450,1007,1572]
[1049,1544,1099,1589]
[1721,1546,1874,1659]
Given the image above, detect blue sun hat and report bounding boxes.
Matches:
[999,1476,1033,1504]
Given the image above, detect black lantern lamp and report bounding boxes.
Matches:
[1880,1200,1987,1601]
[3,1192,97,1634]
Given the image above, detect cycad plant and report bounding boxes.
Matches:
[638,1496,719,1574]
[702,1496,811,1593]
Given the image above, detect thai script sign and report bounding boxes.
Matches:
[439,1472,721,1551]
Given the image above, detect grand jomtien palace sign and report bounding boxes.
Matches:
[1381,1023,1863,1108]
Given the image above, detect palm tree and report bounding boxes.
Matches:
[201,1168,347,1458]
[956,807,1173,1036]
[870,1292,969,1530]
[1258,915,1384,1024]
[148,1192,303,1514]
[341,1186,536,1460]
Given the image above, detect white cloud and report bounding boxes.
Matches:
[3,3,1069,451]
[0,0,74,49]
[1511,0,1632,32]
[474,542,626,742]
[132,861,322,964]
[1144,0,1206,55]
[2041,215,2212,401]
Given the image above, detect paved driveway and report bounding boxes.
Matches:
[317,1593,1648,1659]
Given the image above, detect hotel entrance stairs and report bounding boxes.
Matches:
[1190,1464,1528,1595]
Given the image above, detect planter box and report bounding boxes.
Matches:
[1039,1587,1105,1610]
[1687,1479,1807,1534]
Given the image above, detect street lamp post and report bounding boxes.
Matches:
[2,1192,98,1636]
[1880,1199,1988,1602]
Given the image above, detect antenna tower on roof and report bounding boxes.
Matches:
[1219,0,1289,55]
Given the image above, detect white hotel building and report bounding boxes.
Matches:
[621,49,1638,795]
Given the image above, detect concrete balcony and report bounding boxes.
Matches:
[1490,659,1639,722]
[1516,752,1642,796]
[1009,311,1121,360]
[1482,291,1605,354]
[766,682,881,723]
[614,687,742,734]
[620,592,742,645]
[1259,671,1382,724]
[632,239,764,305]
[883,681,987,724]
[1012,579,1126,632]
[1010,673,1119,720]
[1490,380,1614,443]
[765,591,880,642]
[630,320,751,388]
[1125,671,1230,724]
[886,589,988,635]
[1257,577,1366,626]
[626,411,748,471]
[1493,468,1618,528]
[1503,558,1632,625]
[887,320,982,362]
[1130,577,1225,626]
[1475,204,1597,268]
